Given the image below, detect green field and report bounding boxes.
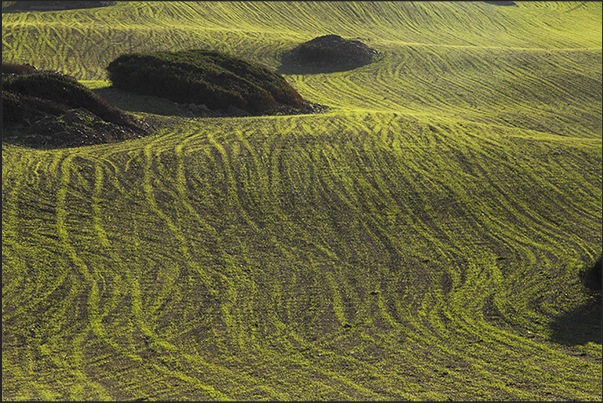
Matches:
[2,1,602,400]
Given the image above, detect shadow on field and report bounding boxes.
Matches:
[92,87,196,117]
[549,256,601,346]
[483,1,517,6]
[549,302,601,346]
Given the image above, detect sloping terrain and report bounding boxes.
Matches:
[2,1,602,401]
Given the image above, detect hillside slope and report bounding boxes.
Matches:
[2,1,602,400]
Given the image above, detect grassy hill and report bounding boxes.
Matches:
[2,1,602,400]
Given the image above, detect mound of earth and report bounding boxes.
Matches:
[2,1,115,13]
[279,34,380,74]
[106,49,324,116]
[2,63,150,148]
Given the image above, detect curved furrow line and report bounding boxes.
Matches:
[298,140,462,376]
[89,158,156,365]
[150,137,281,363]
[54,153,115,399]
[384,143,599,390]
[230,124,342,332]
[326,71,401,113]
[243,130,395,393]
[285,75,367,112]
[206,132,260,232]
[372,46,599,129]
[174,351,291,401]
[201,132,275,352]
[2,151,72,323]
[232,124,422,396]
[524,152,602,221]
[3,24,37,67]
[142,143,214,289]
[369,293,541,400]
[136,147,238,361]
[421,123,598,259]
[2,152,32,317]
[396,258,565,398]
[2,1,601,400]
[3,175,91,399]
[475,164,594,270]
[356,137,544,378]
[503,171,599,256]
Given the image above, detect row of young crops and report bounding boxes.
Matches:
[2,1,602,400]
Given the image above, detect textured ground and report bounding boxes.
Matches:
[2,1,601,400]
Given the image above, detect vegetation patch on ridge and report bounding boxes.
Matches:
[279,34,380,74]
[2,62,150,148]
[106,49,326,116]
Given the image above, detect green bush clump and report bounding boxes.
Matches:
[2,89,68,125]
[3,71,116,120]
[106,49,306,114]
[2,70,140,129]
[279,35,379,73]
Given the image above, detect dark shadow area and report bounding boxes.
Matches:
[277,35,380,75]
[91,86,329,119]
[2,1,115,13]
[582,256,602,292]
[549,302,601,346]
[549,256,601,346]
[483,1,517,6]
[91,86,207,118]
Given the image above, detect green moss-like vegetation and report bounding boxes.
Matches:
[2,1,601,401]
[106,49,306,114]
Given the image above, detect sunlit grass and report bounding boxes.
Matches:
[2,1,601,400]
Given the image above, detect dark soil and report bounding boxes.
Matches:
[278,35,380,74]
[2,1,115,13]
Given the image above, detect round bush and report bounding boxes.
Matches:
[3,71,115,120]
[106,49,305,114]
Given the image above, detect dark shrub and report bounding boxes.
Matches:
[2,90,68,125]
[2,61,37,75]
[484,1,517,6]
[106,49,305,114]
[3,72,115,119]
[280,35,379,73]
[2,69,145,140]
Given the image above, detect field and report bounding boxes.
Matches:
[2,1,602,400]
